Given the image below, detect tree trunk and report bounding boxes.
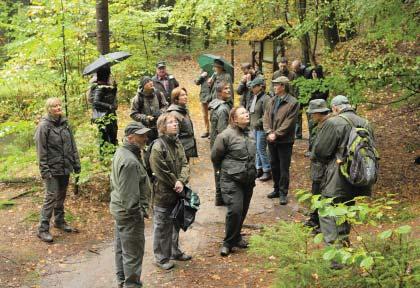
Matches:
[296,0,311,65]
[96,0,110,55]
[204,19,210,49]
[322,0,339,50]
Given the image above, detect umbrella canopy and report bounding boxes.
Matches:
[83,51,132,75]
[197,54,234,78]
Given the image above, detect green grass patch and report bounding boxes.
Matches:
[0,199,15,209]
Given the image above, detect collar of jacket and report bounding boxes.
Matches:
[122,139,141,159]
[338,107,356,115]
[161,134,178,145]
[139,89,155,98]
[45,115,67,126]
[208,98,226,110]
[167,104,187,115]
[231,125,251,135]
[274,93,292,103]
[253,90,265,99]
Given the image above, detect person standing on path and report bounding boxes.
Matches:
[247,76,271,181]
[130,76,168,143]
[35,98,81,243]
[263,76,300,205]
[194,70,212,138]
[271,57,298,96]
[237,63,261,108]
[291,59,306,140]
[166,87,198,161]
[110,122,151,288]
[209,81,233,206]
[91,66,118,157]
[152,61,179,104]
[150,114,191,271]
[211,107,256,256]
[312,96,374,262]
[304,99,331,232]
[208,59,234,103]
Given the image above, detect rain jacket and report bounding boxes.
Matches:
[209,98,231,148]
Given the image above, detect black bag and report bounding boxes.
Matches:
[170,186,200,231]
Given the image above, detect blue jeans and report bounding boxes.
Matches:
[254,130,271,172]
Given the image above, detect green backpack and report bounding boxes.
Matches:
[339,115,379,187]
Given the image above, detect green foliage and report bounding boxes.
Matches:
[251,191,419,287]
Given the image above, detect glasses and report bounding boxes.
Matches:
[166,120,178,125]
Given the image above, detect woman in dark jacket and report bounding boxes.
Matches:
[211,107,256,256]
[91,66,118,156]
[166,87,197,161]
[34,98,81,243]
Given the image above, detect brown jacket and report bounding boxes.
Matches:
[263,94,299,144]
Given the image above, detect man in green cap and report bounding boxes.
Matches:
[312,95,374,268]
[304,99,330,232]
[152,61,179,103]
[247,76,271,181]
[110,122,151,288]
[263,76,300,205]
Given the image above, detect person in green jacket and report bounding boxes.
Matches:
[149,113,191,270]
[35,98,81,243]
[208,59,234,103]
[209,81,232,206]
[211,107,256,256]
[313,95,373,256]
[166,87,197,161]
[110,122,151,288]
[304,99,330,232]
[194,70,212,138]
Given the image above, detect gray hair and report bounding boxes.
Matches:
[333,103,352,111]
[216,81,228,94]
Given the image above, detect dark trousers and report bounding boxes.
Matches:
[96,116,118,156]
[268,142,293,196]
[39,175,70,232]
[114,217,145,288]
[306,111,317,151]
[220,176,254,248]
[213,165,223,203]
[295,108,303,138]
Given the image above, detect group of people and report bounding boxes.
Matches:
[33,56,375,287]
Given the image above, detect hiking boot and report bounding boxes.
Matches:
[267,191,280,199]
[258,172,272,182]
[54,222,75,233]
[311,226,321,235]
[256,169,263,178]
[171,253,192,261]
[201,132,209,138]
[220,246,231,257]
[234,239,248,249]
[37,231,53,243]
[279,195,288,205]
[155,261,175,270]
[304,219,319,228]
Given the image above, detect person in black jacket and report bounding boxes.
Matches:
[35,98,81,243]
[91,66,118,157]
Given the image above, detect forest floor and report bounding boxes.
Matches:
[0,43,418,288]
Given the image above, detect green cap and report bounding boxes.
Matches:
[331,95,349,106]
[156,61,166,68]
[249,76,265,88]
[272,76,289,85]
[124,122,151,136]
[307,99,330,114]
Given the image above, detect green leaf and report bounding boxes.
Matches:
[323,247,337,261]
[314,233,324,244]
[360,256,374,270]
[378,229,392,240]
[394,225,412,235]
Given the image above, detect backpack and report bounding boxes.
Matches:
[339,115,379,187]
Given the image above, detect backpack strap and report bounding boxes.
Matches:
[338,114,355,127]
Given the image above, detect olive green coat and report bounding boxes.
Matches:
[149,135,190,209]
[211,126,256,186]
[209,98,231,148]
[247,91,271,131]
[313,109,373,198]
[110,142,151,220]
[166,104,197,158]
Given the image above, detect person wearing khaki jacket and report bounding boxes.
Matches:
[263,76,299,205]
[149,113,191,271]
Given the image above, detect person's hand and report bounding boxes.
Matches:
[207,78,213,85]
[174,181,184,193]
[201,71,208,77]
[147,116,154,121]
[246,73,252,82]
[241,75,248,83]
[267,133,276,142]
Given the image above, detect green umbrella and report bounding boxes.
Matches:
[197,54,234,78]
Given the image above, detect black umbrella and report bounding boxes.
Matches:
[83,51,132,75]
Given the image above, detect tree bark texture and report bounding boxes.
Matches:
[96,0,110,55]
[296,0,311,65]
[322,0,339,50]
